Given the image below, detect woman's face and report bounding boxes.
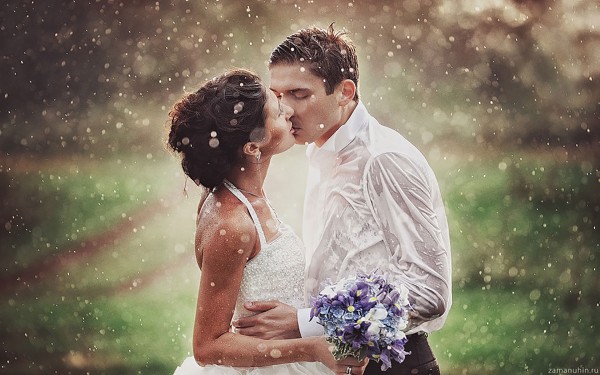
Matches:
[258,89,295,156]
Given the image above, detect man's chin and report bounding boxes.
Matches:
[294,137,311,146]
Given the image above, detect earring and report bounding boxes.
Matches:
[255,151,261,162]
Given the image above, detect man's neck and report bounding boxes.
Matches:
[340,100,358,125]
[314,100,358,147]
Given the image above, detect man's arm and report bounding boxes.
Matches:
[364,152,452,332]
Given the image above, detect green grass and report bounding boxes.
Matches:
[1,156,178,273]
[1,271,198,374]
[1,156,200,374]
[431,286,599,374]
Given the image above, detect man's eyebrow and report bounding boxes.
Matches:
[271,87,309,96]
[289,88,310,94]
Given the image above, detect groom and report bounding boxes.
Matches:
[234,25,452,375]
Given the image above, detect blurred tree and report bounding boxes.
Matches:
[1,0,597,154]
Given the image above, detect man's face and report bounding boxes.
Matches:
[269,63,343,146]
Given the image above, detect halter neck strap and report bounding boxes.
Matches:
[223,179,267,248]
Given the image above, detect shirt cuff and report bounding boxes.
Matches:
[297,307,324,338]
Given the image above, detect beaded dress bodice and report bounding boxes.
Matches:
[223,181,306,321]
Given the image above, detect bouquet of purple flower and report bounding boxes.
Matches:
[310,270,412,371]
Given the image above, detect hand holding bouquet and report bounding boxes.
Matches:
[310,270,412,371]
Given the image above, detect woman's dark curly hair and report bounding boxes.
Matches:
[167,69,267,188]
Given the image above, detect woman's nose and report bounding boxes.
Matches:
[283,103,294,118]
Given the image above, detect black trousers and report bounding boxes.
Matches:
[364,333,440,375]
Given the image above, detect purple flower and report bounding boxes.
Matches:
[310,270,412,366]
[341,320,371,351]
[379,348,392,370]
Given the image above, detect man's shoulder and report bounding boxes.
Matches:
[362,117,428,165]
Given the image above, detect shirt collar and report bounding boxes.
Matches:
[306,101,369,159]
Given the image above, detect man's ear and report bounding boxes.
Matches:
[338,79,356,106]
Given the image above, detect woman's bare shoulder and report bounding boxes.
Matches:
[195,190,257,264]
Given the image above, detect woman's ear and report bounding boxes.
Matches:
[338,79,356,106]
[242,142,261,160]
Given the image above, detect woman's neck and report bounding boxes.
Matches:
[225,158,271,197]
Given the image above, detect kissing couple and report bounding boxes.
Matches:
[168,24,452,375]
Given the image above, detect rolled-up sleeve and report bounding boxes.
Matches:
[364,152,451,332]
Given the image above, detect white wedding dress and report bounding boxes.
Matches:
[173,181,332,375]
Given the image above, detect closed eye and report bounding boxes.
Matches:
[290,89,310,99]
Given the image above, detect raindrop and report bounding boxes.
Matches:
[210,282,215,287]
[230,119,238,126]
[269,349,282,358]
[219,229,226,236]
[234,102,244,114]
[529,289,541,301]
[209,138,219,148]
[319,124,324,129]
[300,67,306,72]
[181,137,190,145]
[237,249,244,254]
[210,131,217,138]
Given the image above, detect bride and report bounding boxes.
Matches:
[167,69,367,375]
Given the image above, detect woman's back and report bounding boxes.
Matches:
[196,182,306,322]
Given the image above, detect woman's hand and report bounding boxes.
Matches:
[312,337,369,375]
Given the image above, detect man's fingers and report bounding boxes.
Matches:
[234,326,274,340]
[232,316,256,328]
[243,300,279,312]
[234,327,257,336]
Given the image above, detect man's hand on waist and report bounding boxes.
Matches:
[232,300,301,340]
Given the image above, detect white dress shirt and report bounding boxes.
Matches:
[297,101,452,337]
